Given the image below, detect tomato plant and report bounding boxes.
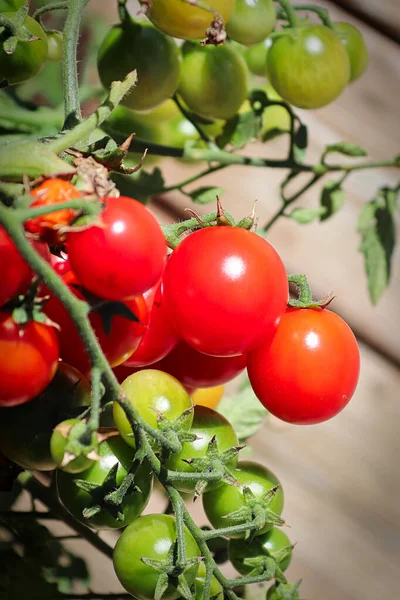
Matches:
[229,527,293,574]
[67,196,167,301]
[178,42,248,120]
[247,307,360,424]
[226,0,276,46]
[97,19,181,112]
[0,362,90,470]
[123,281,178,367]
[267,25,350,108]
[203,461,284,538]
[113,369,193,447]
[44,271,148,376]
[57,436,153,529]
[0,311,59,407]
[163,227,288,356]
[166,405,239,491]
[194,563,223,600]
[0,14,48,85]
[334,22,369,82]
[114,514,200,599]
[143,0,234,40]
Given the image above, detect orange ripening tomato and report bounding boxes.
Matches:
[192,386,224,409]
[25,179,80,243]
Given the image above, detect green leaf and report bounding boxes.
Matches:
[320,179,345,221]
[111,166,165,204]
[217,111,261,149]
[188,186,224,205]
[0,140,74,181]
[218,376,267,442]
[324,142,367,157]
[358,186,398,304]
[288,207,326,224]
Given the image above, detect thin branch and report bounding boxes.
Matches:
[33,0,69,22]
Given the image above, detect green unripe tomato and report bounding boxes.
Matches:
[244,37,272,76]
[194,562,223,600]
[50,418,96,474]
[259,84,291,140]
[0,363,91,471]
[203,461,284,538]
[113,369,193,448]
[165,405,239,492]
[333,22,368,82]
[113,514,201,600]
[144,0,234,40]
[57,436,153,530]
[226,0,276,46]
[178,42,248,120]
[229,527,292,575]
[0,13,48,85]
[97,19,181,111]
[267,25,350,109]
[46,30,63,62]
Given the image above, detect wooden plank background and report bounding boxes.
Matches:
[10,3,400,600]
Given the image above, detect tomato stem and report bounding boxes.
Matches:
[275,0,299,28]
[290,5,334,28]
[32,1,69,24]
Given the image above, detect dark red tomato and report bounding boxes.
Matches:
[25,178,80,244]
[44,272,148,376]
[0,311,59,407]
[247,308,360,425]
[123,280,178,368]
[150,341,246,388]
[67,196,167,301]
[163,228,288,357]
[0,227,49,307]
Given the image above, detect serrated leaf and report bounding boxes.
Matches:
[218,378,267,442]
[217,111,261,149]
[358,190,397,304]
[188,186,224,205]
[325,142,367,157]
[320,180,345,221]
[288,207,326,224]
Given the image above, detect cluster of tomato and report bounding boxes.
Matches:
[0,174,360,598]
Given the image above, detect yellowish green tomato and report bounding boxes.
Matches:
[260,84,291,139]
[244,37,272,77]
[144,0,234,40]
[97,19,181,111]
[113,369,193,448]
[178,42,248,120]
[194,563,223,600]
[333,21,368,82]
[46,31,63,62]
[226,0,276,46]
[0,14,48,85]
[267,25,350,109]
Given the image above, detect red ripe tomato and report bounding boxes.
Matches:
[0,227,49,307]
[151,341,246,388]
[67,196,167,301]
[247,308,360,424]
[0,311,59,407]
[50,252,71,277]
[163,228,288,357]
[44,272,148,376]
[25,178,80,244]
[123,281,178,368]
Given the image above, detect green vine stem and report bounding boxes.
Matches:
[117,0,130,23]
[0,14,17,35]
[62,0,89,129]
[291,4,334,28]
[275,0,299,27]
[173,94,216,148]
[33,0,69,23]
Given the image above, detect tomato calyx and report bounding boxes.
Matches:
[288,274,335,309]
[201,15,227,47]
[239,543,294,582]
[70,134,147,176]
[223,485,286,540]
[179,435,245,500]
[74,458,146,521]
[141,539,203,600]
[1,8,40,56]
[156,407,196,455]
[267,580,302,600]
[8,276,57,329]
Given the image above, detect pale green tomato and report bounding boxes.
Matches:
[244,37,272,76]
[333,22,368,82]
[226,0,276,46]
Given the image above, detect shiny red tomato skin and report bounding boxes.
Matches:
[0,312,59,407]
[247,308,360,424]
[123,281,178,367]
[50,252,71,277]
[44,272,148,376]
[67,196,167,301]
[163,228,288,357]
[0,228,49,307]
[151,340,246,388]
